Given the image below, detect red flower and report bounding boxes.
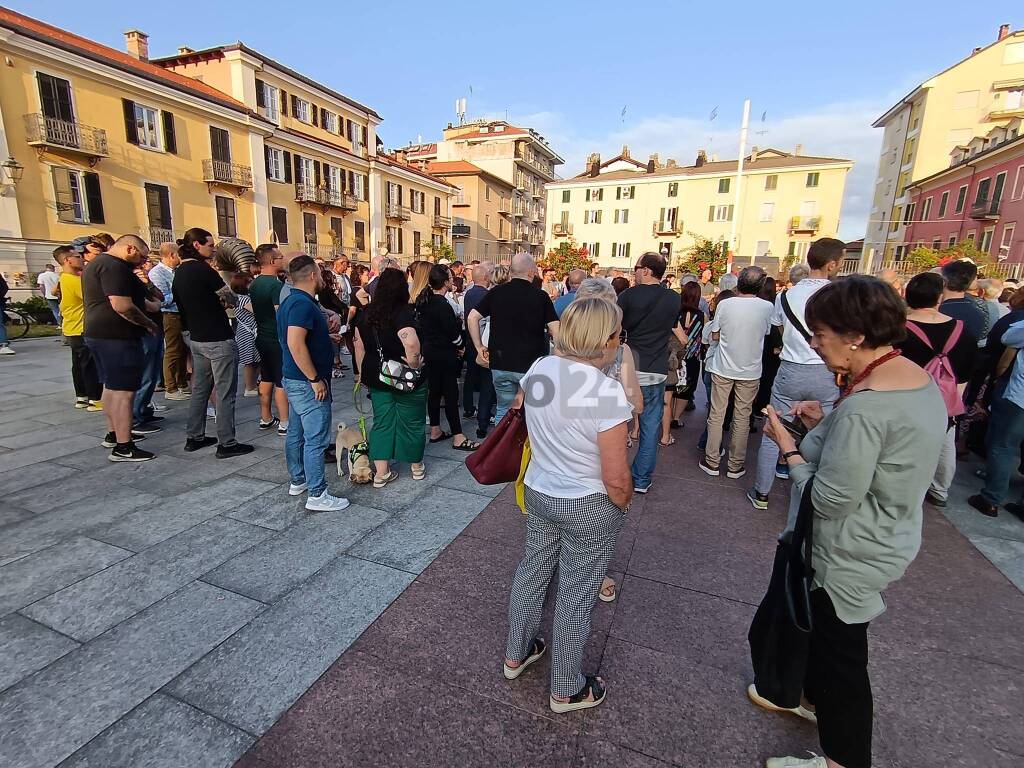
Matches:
[938,256,953,266]
[699,261,708,269]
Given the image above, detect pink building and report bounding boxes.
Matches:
[903,118,1024,262]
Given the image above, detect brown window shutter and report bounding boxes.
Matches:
[293,153,302,184]
[398,185,403,205]
[630,186,635,198]
[616,187,621,200]
[398,228,403,254]
[314,160,321,187]
[348,170,355,195]
[283,151,292,183]
[122,99,138,144]
[255,79,266,108]
[291,95,299,115]
[625,243,631,259]
[264,146,272,178]
[311,104,318,126]
[83,172,104,224]
[52,168,75,223]
[162,112,177,154]
[280,90,288,115]
[362,125,368,146]
[363,174,368,199]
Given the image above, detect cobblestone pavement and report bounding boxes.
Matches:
[2,336,1023,767]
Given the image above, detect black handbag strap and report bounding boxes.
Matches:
[784,478,815,633]
[780,290,812,343]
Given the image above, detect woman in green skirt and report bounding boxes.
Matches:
[354,267,428,487]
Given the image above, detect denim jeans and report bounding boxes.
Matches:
[632,384,665,490]
[982,395,1024,505]
[46,298,62,327]
[0,306,8,346]
[133,332,164,423]
[283,378,333,496]
[492,369,525,421]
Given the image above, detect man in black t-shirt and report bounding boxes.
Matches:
[83,235,160,462]
[467,253,559,420]
[617,251,681,493]
[172,232,253,459]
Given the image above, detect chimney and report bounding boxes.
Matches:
[393,149,407,164]
[695,149,707,167]
[621,144,630,160]
[124,29,149,61]
[177,46,195,55]
[646,153,660,173]
[999,24,1010,40]
[587,152,601,177]
[665,158,677,169]
[794,144,803,156]
[750,145,759,162]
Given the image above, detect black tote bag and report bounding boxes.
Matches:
[747,479,816,709]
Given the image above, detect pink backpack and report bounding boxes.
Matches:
[905,319,966,417]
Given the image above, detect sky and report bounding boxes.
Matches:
[10,1,1022,240]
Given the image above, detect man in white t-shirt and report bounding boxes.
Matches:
[700,266,773,479]
[747,239,843,510]
[37,264,62,327]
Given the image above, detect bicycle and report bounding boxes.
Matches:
[2,306,33,339]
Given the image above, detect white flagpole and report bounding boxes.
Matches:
[728,99,750,270]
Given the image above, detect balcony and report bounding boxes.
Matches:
[452,194,470,207]
[149,227,175,246]
[788,216,821,234]
[514,177,528,192]
[552,223,573,237]
[433,214,451,229]
[970,198,1002,220]
[512,201,527,217]
[515,146,555,178]
[386,203,412,221]
[302,241,340,260]
[652,220,681,236]
[531,187,544,199]
[452,224,470,238]
[202,159,252,193]
[499,199,511,215]
[530,235,542,246]
[497,229,510,241]
[24,114,108,165]
[295,184,359,211]
[514,230,528,242]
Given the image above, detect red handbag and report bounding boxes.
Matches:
[466,407,528,485]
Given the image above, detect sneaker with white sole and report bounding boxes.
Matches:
[746,488,769,510]
[726,466,746,479]
[278,421,289,436]
[775,464,790,480]
[243,389,259,397]
[698,460,720,477]
[165,390,190,401]
[305,491,350,512]
[765,754,827,768]
[101,431,147,448]
[633,483,651,494]
[75,397,89,409]
[87,401,103,412]
[108,443,155,462]
[259,417,280,431]
[288,482,308,496]
[0,346,14,355]
[747,684,817,724]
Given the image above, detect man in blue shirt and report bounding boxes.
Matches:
[278,255,349,513]
[939,260,986,343]
[970,318,1024,520]
[553,268,587,318]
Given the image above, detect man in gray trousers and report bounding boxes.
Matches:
[171,233,254,458]
[746,238,843,510]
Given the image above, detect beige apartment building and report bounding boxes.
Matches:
[403,119,563,259]
[544,145,851,268]
[866,24,1024,264]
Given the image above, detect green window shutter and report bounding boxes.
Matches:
[612,242,617,258]
[52,168,75,223]
[162,112,177,154]
[594,243,600,258]
[630,186,635,198]
[708,205,715,222]
[626,243,631,259]
[122,99,138,145]
[728,205,735,221]
[264,146,272,178]
[616,187,621,200]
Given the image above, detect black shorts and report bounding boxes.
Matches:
[85,336,145,391]
[256,337,283,387]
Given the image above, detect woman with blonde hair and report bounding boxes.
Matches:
[407,260,432,305]
[491,264,511,285]
[503,297,633,714]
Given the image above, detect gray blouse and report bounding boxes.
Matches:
[788,381,946,624]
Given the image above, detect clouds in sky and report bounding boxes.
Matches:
[501,98,899,241]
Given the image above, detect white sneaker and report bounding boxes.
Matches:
[243,389,259,397]
[206,406,216,420]
[0,346,14,356]
[152,404,168,412]
[278,421,288,436]
[765,754,827,768]
[288,482,308,496]
[305,491,350,512]
[747,684,817,724]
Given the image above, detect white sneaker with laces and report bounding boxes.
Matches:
[288,482,308,496]
[765,754,828,768]
[0,346,15,355]
[305,491,351,512]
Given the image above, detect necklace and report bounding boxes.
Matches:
[836,349,902,403]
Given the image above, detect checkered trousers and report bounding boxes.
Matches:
[505,485,624,698]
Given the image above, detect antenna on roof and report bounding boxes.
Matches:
[755,110,768,137]
[455,98,466,126]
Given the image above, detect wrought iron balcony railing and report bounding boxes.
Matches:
[24,113,108,161]
[433,215,451,229]
[386,203,411,220]
[202,159,252,190]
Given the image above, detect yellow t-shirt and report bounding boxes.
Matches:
[59,272,85,337]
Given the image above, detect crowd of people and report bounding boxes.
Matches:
[7,227,1024,768]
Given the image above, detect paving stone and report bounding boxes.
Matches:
[99,477,279,551]
[338,456,463,511]
[128,452,273,496]
[0,582,261,768]
[59,693,254,768]
[203,505,390,602]
[5,463,159,514]
[166,555,413,734]
[5,379,71,396]
[0,537,132,616]
[243,649,579,768]
[233,457,293,485]
[0,424,96,451]
[0,418,57,439]
[435,461,505,497]
[22,517,270,641]
[221,484,308,531]
[0,614,78,693]
[0,502,36,528]
[0,489,160,566]
[347,486,488,572]
[0,461,79,498]
[968,535,1024,592]
[0,434,104,473]
[574,739,675,767]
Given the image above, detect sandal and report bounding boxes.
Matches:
[452,439,480,452]
[503,638,546,680]
[411,463,426,481]
[659,436,676,447]
[599,578,617,603]
[429,432,452,444]
[670,419,682,429]
[373,470,399,488]
[550,675,606,713]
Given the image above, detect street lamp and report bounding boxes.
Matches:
[0,156,23,196]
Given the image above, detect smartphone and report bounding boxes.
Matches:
[781,416,808,442]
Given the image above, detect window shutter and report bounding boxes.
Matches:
[83,172,104,224]
[264,146,272,178]
[398,185,403,205]
[616,187,621,200]
[398,228,404,254]
[362,125,368,146]
[283,151,292,183]
[291,95,299,115]
[728,205,734,221]
[612,242,617,258]
[293,153,302,184]
[162,111,177,154]
[280,89,288,115]
[255,79,266,108]
[626,243,631,259]
[594,243,600,258]
[52,168,75,223]
[314,160,321,187]
[363,174,369,199]
[708,205,715,222]
[122,99,139,144]
[311,104,319,126]
[630,185,635,198]
[596,210,602,224]
[159,187,171,229]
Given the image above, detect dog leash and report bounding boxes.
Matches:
[351,381,370,444]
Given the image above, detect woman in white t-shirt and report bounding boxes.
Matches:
[503,298,633,715]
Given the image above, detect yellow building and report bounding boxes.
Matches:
[373,152,457,264]
[866,24,1024,264]
[544,145,851,269]
[0,9,273,280]
[402,119,563,259]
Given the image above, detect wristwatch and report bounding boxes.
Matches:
[782,450,801,461]
[308,376,319,384]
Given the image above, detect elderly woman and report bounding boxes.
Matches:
[354,268,427,486]
[502,298,633,714]
[756,276,945,768]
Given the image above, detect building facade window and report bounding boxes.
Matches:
[1001,224,1016,257]
[610,242,630,260]
[806,172,820,188]
[708,204,734,222]
[668,182,678,197]
[788,241,810,258]
[614,209,629,224]
[582,242,600,259]
[938,191,949,217]
[585,188,603,202]
[759,202,774,222]
[585,209,602,224]
[410,189,425,214]
[921,197,932,222]
[272,206,288,243]
[386,225,402,253]
[322,110,338,133]
[617,185,635,200]
[561,190,570,203]
[215,196,237,237]
[413,230,421,256]
[764,174,778,191]
[144,183,172,232]
[303,212,317,244]
[354,221,366,251]
[266,147,285,182]
[903,203,916,225]
[718,178,730,194]
[257,81,280,122]
[134,103,161,150]
[981,227,995,253]
[1013,165,1024,200]
[294,97,311,123]
[954,185,968,213]
[52,167,103,224]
